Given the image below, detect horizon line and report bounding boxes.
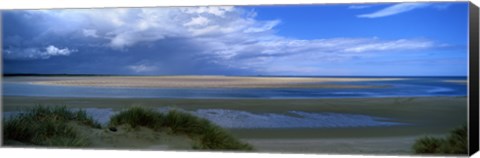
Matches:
[2,73,468,78]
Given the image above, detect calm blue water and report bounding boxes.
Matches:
[2,77,467,99]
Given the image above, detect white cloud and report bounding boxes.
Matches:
[184,30,438,75]
[4,45,76,59]
[343,39,434,53]
[182,6,234,17]
[349,5,371,9]
[39,7,427,56]
[45,45,75,56]
[357,3,430,18]
[82,29,99,38]
[38,7,256,49]
[109,33,138,49]
[128,64,157,73]
[184,16,210,26]
[244,20,280,33]
[14,7,443,74]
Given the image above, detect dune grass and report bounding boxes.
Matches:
[164,110,253,150]
[4,106,252,150]
[412,124,467,154]
[109,106,253,151]
[3,106,101,147]
[109,106,164,130]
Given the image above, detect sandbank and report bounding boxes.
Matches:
[4,76,405,89]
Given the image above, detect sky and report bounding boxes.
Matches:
[2,2,469,76]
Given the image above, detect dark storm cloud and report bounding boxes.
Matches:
[2,8,254,75]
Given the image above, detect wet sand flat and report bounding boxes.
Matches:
[3,96,466,134]
[4,76,404,88]
[245,136,425,154]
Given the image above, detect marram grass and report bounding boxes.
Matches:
[4,106,252,150]
[3,106,100,147]
[412,124,467,154]
[109,106,253,151]
[109,106,164,130]
[164,110,253,150]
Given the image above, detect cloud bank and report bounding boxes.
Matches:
[2,5,458,75]
[4,45,76,60]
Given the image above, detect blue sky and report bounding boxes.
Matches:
[2,2,469,76]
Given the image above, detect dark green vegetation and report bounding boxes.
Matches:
[3,105,252,150]
[3,106,101,147]
[109,106,164,129]
[109,107,253,150]
[412,125,467,155]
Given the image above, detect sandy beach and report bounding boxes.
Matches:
[4,76,406,89]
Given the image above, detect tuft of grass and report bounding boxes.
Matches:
[109,106,164,129]
[164,110,207,134]
[443,125,468,154]
[164,110,253,150]
[413,124,467,155]
[109,107,253,151]
[3,106,100,147]
[413,136,444,153]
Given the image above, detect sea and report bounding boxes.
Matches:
[1,76,468,128]
[1,76,468,99]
